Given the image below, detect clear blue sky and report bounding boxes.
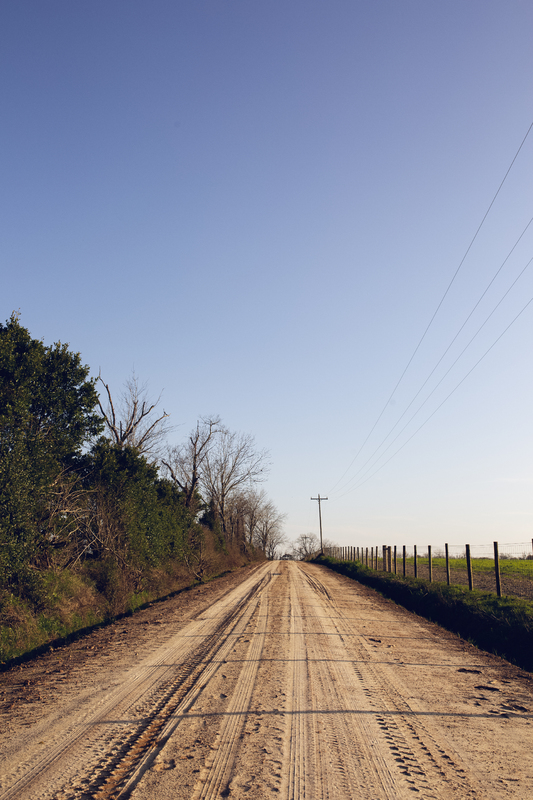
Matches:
[2,1,532,549]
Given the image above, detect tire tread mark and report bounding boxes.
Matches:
[190,586,269,799]
[0,567,273,800]
[301,564,488,799]
[296,567,399,798]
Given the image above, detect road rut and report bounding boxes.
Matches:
[1,561,532,799]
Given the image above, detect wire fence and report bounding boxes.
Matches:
[324,541,533,600]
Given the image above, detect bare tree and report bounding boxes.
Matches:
[34,470,94,570]
[97,373,172,459]
[231,488,267,548]
[200,429,270,542]
[253,499,286,559]
[225,490,250,548]
[162,416,222,511]
[291,533,320,560]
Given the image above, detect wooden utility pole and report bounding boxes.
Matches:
[311,494,328,554]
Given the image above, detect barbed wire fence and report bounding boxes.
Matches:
[324,541,533,600]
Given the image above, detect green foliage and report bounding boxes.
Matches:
[316,555,533,672]
[414,557,533,577]
[0,314,102,595]
[84,439,190,570]
[0,316,264,653]
[0,313,102,461]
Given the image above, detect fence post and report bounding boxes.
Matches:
[445,543,450,585]
[388,546,392,572]
[428,545,432,582]
[466,544,473,590]
[494,541,501,598]
[394,545,397,574]
[402,545,406,576]
[371,547,373,569]
[382,545,387,571]
[414,545,418,578]
[365,547,368,566]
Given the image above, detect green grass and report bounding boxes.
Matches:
[401,557,533,576]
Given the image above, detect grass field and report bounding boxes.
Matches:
[409,557,533,576]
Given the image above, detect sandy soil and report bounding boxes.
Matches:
[0,561,532,799]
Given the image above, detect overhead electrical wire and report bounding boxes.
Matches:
[330,216,533,496]
[333,252,533,497]
[328,119,533,496]
[334,291,533,498]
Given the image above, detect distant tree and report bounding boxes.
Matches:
[252,498,286,559]
[239,488,268,548]
[200,428,270,543]
[291,533,320,560]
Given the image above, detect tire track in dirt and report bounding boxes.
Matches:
[0,565,274,800]
[190,579,271,799]
[282,574,314,799]
[3,562,531,799]
[297,564,488,799]
[290,564,399,799]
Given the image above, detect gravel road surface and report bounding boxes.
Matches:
[1,561,532,799]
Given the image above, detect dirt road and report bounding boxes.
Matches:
[1,561,532,799]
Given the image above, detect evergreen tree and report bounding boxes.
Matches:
[0,314,102,594]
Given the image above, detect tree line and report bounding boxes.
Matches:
[0,314,285,609]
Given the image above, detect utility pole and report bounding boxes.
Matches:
[311,494,328,554]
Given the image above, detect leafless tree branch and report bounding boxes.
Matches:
[97,372,173,459]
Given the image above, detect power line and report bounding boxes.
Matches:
[330,217,533,496]
[335,252,533,494]
[328,119,533,495]
[335,291,533,498]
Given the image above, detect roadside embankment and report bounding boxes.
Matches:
[0,550,259,667]
[314,555,533,672]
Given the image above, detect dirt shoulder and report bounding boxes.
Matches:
[0,564,261,740]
